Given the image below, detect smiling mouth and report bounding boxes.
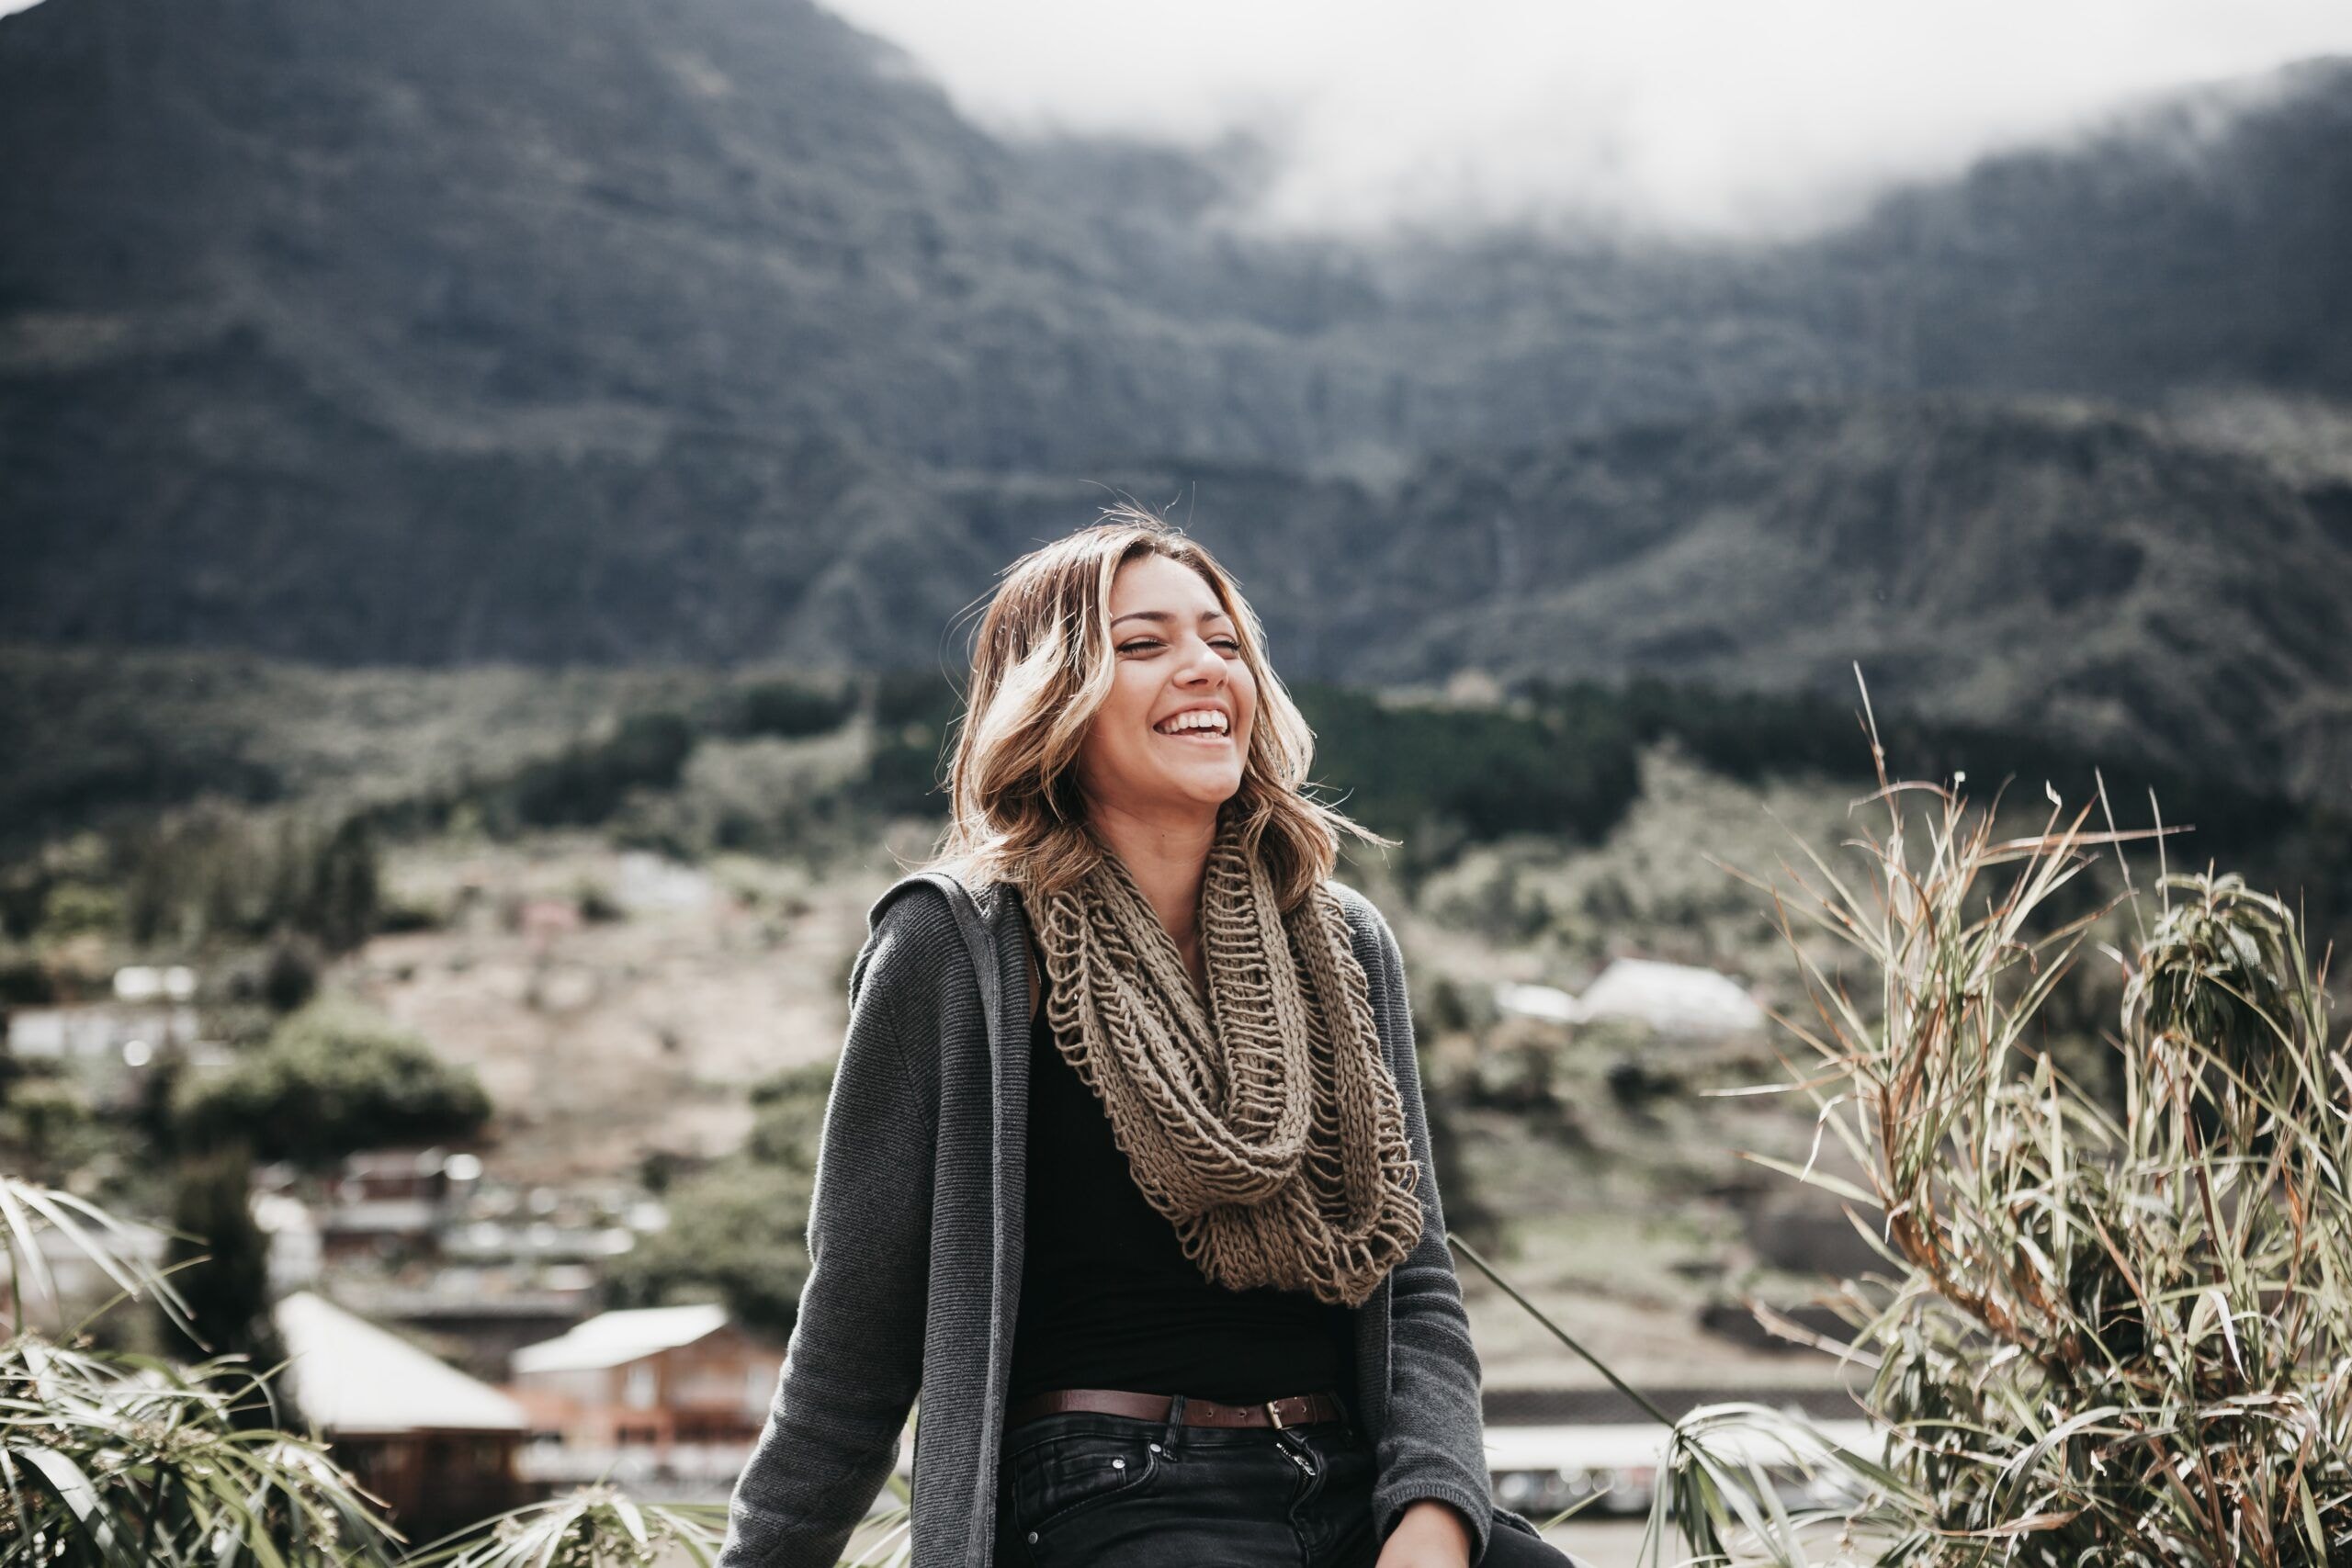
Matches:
[1154,726,1232,743]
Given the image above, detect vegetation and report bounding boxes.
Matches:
[489,712,698,834]
[0,1331,390,1565]
[602,1063,833,1340]
[399,1489,727,1568]
[1490,702,2352,1563]
[4,651,2344,967]
[1302,681,1644,854]
[158,1143,300,1430]
[0,1169,732,1566]
[174,998,492,1168]
[725,680,858,741]
[0,805,382,955]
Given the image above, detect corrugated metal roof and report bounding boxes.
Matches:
[275,1290,528,1434]
[512,1303,731,1374]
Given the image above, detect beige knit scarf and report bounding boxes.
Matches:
[1029,811,1425,1308]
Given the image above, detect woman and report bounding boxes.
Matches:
[718,509,1576,1567]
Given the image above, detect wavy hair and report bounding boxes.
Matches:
[924,503,1393,913]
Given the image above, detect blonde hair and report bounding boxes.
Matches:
[924,502,1393,913]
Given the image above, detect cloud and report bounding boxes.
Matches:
[823,0,2352,241]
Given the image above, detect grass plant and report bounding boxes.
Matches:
[1476,672,2352,1565]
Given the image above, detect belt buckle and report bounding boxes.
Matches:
[1264,1398,1287,1430]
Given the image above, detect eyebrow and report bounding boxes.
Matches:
[1111,608,1235,628]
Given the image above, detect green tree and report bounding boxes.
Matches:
[500,710,696,829]
[175,998,491,1168]
[157,1143,301,1432]
[602,1062,832,1339]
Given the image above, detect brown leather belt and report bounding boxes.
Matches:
[1005,1388,1346,1434]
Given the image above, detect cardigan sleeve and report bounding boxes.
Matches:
[716,896,946,1568]
[1361,905,1502,1565]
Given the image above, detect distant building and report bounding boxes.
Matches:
[317,1147,479,1266]
[276,1290,529,1541]
[1491,981,1579,1026]
[3,1001,209,1109]
[1494,957,1766,1040]
[112,964,198,1003]
[508,1303,786,1493]
[352,1286,592,1385]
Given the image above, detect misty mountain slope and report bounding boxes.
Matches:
[1345,398,2352,796]
[6,0,2350,801]
[1826,58,2352,401]
[1361,58,2352,444]
[0,321,980,662]
[0,0,1396,478]
[6,0,2352,491]
[5,330,2345,794]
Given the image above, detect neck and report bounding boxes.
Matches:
[1084,798,1219,983]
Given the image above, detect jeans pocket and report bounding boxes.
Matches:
[1004,1419,1162,1545]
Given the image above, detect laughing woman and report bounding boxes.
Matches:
[718,507,1577,1567]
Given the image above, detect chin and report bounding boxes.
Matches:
[1164,776,1242,808]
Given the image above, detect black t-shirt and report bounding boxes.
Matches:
[1005,956,1357,1408]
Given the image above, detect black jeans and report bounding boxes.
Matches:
[990,1394,1582,1567]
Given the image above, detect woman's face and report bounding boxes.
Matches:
[1074,553,1258,822]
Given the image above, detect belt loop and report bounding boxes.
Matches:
[1160,1393,1186,1450]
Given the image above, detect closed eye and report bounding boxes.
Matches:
[1119,637,1241,654]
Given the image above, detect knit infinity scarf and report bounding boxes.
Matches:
[1029,811,1425,1308]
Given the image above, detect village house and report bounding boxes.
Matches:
[507,1303,787,1494]
[311,1146,488,1265]
[276,1290,530,1543]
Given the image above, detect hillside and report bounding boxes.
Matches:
[1341,397,2352,799]
[7,2,2347,485]
[4,393,2346,799]
[6,0,2349,798]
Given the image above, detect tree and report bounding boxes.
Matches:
[175,998,491,1168]
[157,1142,301,1432]
[601,1062,831,1339]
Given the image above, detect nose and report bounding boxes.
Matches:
[1174,632,1226,686]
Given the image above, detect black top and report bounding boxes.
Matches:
[1005,956,1357,1407]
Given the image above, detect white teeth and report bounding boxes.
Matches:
[1156,711,1227,735]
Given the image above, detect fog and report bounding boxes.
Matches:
[826,0,2352,241]
[6,0,2348,240]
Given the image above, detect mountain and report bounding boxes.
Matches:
[1364,58,2352,444]
[1338,397,2352,800]
[0,0,1396,480]
[4,0,2350,796]
[5,0,2351,485]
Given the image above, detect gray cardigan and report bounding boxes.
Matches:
[716,866,1547,1567]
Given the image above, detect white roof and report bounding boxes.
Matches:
[512,1303,731,1374]
[275,1291,528,1435]
[1492,981,1580,1025]
[1574,957,1766,1037]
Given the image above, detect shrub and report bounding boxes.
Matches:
[726,678,854,739]
[174,998,491,1168]
[1634,716,2352,1563]
[602,1063,834,1340]
[497,711,696,829]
